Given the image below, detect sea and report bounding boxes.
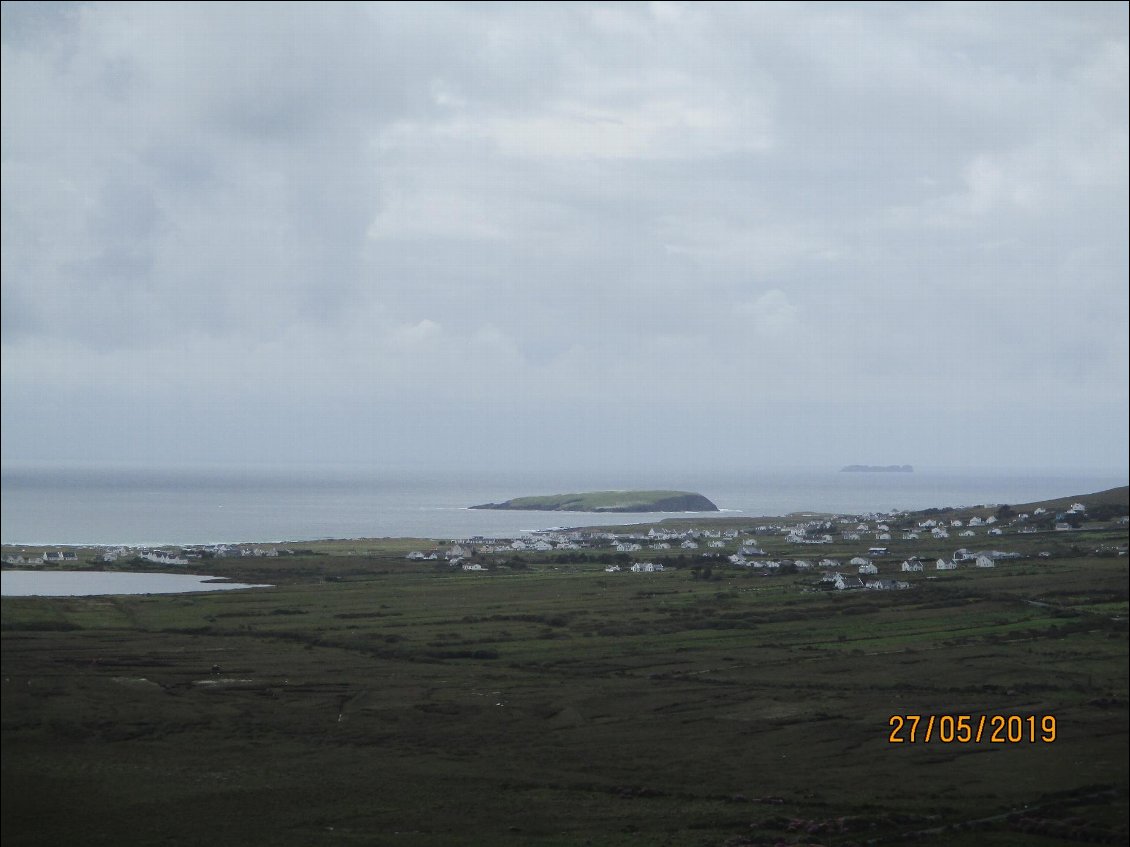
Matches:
[1,464,1125,547]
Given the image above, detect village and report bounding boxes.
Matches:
[7,497,1125,594]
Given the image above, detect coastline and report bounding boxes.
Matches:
[4,468,1127,548]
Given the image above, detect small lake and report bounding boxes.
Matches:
[1,570,273,597]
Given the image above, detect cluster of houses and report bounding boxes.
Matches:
[4,550,79,566]
[405,515,1043,589]
[407,544,480,567]
[819,572,911,591]
[915,516,1006,540]
[403,523,1032,583]
[123,544,283,564]
[603,561,666,573]
[827,501,1101,541]
[3,543,288,567]
[815,546,1029,591]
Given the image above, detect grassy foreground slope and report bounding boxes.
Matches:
[3,541,1127,846]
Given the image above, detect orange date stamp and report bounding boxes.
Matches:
[888,714,1057,744]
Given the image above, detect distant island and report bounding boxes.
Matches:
[840,464,914,473]
[470,490,720,513]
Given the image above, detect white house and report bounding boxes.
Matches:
[935,559,957,570]
[849,556,870,566]
[975,555,995,568]
[142,550,188,566]
[959,530,975,537]
[901,560,924,572]
[858,563,879,575]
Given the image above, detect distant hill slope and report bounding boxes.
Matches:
[904,485,1128,521]
[470,490,719,513]
[1012,485,1128,513]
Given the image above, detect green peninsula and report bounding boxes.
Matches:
[470,489,719,513]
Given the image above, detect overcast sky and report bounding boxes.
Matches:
[2,1,1127,476]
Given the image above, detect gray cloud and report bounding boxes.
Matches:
[2,1,1127,473]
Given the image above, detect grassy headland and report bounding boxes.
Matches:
[470,489,719,512]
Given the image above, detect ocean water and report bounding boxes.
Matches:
[1,464,1125,546]
[0,570,271,597]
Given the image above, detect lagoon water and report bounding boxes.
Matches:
[1,570,271,597]
[2,464,1125,546]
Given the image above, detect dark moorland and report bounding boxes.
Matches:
[2,491,1128,846]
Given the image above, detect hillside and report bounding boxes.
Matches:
[1013,484,1128,513]
[903,484,1129,523]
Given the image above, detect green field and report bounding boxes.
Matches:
[2,525,1128,846]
